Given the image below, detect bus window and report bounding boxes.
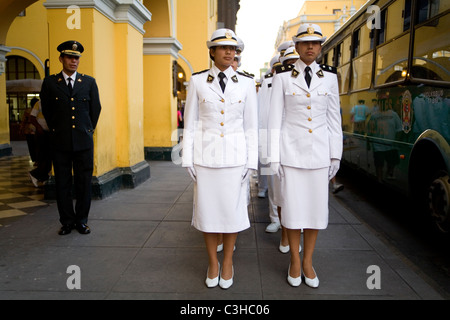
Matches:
[352,52,373,90]
[338,64,351,94]
[342,36,352,65]
[335,44,341,67]
[404,0,412,31]
[375,33,409,85]
[387,0,409,40]
[326,51,334,66]
[352,29,360,58]
[417,0,449,23]
[351,24,374,90]
[412,12,450,82]
[377,9,387,45]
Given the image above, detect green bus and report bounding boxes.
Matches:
[320,0,450,232]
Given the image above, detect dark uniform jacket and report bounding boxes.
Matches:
[40,72,101,151]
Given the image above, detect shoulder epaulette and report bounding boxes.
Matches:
[265,73,273,79]
[237,70,254,78]
[275,64,294,74]
[319,64,337,74]
[192,69,210,76]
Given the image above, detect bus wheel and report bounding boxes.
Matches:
[428,174,450,233]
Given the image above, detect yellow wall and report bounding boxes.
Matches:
[2,0,219,163]
[115,23,145,166]
[143,0,217,150]
[92,10,116,175]
[177,0,217,77]
[144,54,176,147]
[6,0,48,78]
[144,0,171,37]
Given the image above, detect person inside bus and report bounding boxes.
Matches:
[350,99,370,134]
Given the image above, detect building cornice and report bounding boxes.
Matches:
[43,0,152,34]
[143,37,182,59]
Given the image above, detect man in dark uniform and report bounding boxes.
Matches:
[40,41,101,235]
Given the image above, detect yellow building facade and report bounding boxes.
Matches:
[0,0,219,198]
[275,0,367,47]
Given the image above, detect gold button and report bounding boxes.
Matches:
[220,122,224,126]
[220,99,225,103]
[71,98,74,101]
[309,129,313,133]
[293,92,296,95]
[72,116,75,119]
[55,97,58,100]
[72,107,75,110]
[308,118,312,121]
[306,93,311,98]
[221,110,224,114]
[220,133,224,137]
[72,125,76,129]
[307,106,311,110]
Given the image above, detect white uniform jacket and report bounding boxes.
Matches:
[182,66,258,170]
[268,60,343,169]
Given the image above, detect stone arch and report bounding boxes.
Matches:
[0,0,39,44]
[143,0,173,38]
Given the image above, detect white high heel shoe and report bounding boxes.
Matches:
[279,243,302,254]
[205,262,220,288]
[217,244,236,252]
[303,267,319,288]
[219,265,234,289]
[287,264,302,287]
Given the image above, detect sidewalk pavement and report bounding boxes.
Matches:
[0,161,444,300]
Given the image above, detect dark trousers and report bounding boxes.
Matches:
[53,148,93,226]
[30,131,52,181]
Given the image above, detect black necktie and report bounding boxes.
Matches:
[304,66,311,88]
[67,77,73,95]
[218,72,226,93]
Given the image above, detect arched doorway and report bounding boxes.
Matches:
[5,55,42,141]
[0,0,40,157]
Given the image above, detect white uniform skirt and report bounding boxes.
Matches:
[278,166,329,230]
[192,165,250,233]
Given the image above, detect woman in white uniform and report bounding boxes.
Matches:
[182,29,258,289]
[268,24,343,288]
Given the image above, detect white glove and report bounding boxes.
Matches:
[187,166,197,182]
[328,159,340,181]
[241,168,250,184]
[270,162,284,178]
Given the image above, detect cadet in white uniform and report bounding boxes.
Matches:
[258,55,280,232]
[268,24,343,287]
[182,29,258,289]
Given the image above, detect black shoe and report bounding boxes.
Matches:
[58,224,74,235]
[76,223,91,234]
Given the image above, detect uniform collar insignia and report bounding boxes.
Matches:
[57,77,63,82]
[231,75,238,83]
[78,78,82,82]
[207,74,214,83]
[316,69,324,78]
[291,69,299,78]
